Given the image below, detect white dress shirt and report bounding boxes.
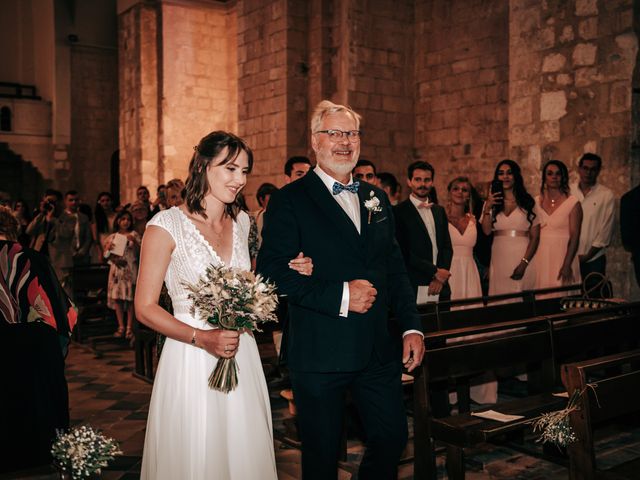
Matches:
[409,195,440,304]
[314,165,360,317]
[570,182,615,263]
[315,166,422,338]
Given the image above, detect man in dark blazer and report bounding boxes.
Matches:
[621,183,640,287]
[257,100,424,480]
[394,161,453,303]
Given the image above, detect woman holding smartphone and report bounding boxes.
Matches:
[481,159,539,298]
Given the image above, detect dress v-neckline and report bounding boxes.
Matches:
[175,207,235,266]
[539,196,570,218]
[449,219,471,237]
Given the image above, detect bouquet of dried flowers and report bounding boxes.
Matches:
[51,425,122,479]
[184,264,279,393]
[532,384,598,447]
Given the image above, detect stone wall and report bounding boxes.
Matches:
[160,1,237,184]
[236,0,291,202]
[414,0,510,196]
[70,45,119,203]
[347,0,415,182]
[509,0,638,299]
[118,2,159,205]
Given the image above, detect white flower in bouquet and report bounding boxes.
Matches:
[51,425,122,479]
[184,264,279,392]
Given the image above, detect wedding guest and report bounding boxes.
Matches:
[12,198,31,247]
[104,210,141,339]
[136,185,152,217]
[166,178,185,207]
[258,101,424,479]
[534,160,582,292]
[254,182,278,248]
[481,160,539,299]
[445,177,496,404]
[26,189,63,255]
[395,160,453,304]
[620,183,640,287]
[94,192,117,259]
[0,206,76,473]
[353,158,379,186]
[151,184,168,216]
[377,172,401,205]
[130,200,149,237]
[445,177,482,304]
[570,153,615,293]
[284,155,312,183]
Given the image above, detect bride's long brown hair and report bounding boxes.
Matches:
[185,131,254,220]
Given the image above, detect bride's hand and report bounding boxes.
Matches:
[197,329,239,358]
[289,251,313,276]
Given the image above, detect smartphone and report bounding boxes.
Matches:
[490,179,504,197]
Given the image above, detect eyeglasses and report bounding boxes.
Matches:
[314,129,362,143]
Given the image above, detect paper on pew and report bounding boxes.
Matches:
[471,410,525,423]
[553,391,569,398]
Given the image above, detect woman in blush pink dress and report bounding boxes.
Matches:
[481,160,539,300]
[446,177,483,305]
[446,177,496,404]
[533,160,583,294]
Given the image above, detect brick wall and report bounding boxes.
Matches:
[509,0,638,298]
[160,2,237,184]
[414,0,509,196]
[70,45,118,203]
[118,3,159,204]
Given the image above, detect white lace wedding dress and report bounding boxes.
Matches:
[140,207,277,480]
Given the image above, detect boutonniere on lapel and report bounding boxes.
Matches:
[364,191,383,224]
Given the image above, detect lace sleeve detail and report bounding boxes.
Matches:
[146,208,178,244]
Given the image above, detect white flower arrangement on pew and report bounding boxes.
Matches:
[532,384,598,448]
[51,425,122,479]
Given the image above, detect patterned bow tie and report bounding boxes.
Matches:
[332,181,360,195]
[417,201,433,209]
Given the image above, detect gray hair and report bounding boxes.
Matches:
[310,100,361,133]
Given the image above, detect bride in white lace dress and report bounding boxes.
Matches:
[135,131,312,479]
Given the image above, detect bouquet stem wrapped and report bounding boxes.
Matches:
[185,265,279,393]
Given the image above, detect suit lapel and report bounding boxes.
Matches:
[406,201,433,253]
[304,171,362,246]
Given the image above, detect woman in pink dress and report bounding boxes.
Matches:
[481,160,539,298]
[446,177,483,304]
[533,160,583,292]
[446,177,496,404]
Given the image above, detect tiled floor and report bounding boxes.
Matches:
[65,340,640,479]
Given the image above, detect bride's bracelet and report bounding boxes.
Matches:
[190,328,198,347]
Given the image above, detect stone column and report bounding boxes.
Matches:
[118,1,160,204]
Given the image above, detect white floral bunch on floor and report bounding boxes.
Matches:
[51,425,122,479]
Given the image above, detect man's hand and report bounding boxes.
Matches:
[434,268,450,284]
[402,333,425,373]
[348,279,377,313]
[428,279,443,295]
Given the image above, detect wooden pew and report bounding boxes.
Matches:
[413,317,562,480]
[69,264,114,343]
[561,350,640,480]
[419,284,580,333]
[412,302,640,480]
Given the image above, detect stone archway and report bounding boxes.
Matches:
[0,143,47,208]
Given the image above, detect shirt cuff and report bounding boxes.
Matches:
[403,329,424,338]
[339,282,350,317]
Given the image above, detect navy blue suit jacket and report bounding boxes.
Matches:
[256,171,421,373]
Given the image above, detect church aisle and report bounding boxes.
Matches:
[65,342,639,479]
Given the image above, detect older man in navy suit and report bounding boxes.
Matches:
[257,100,424,480]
